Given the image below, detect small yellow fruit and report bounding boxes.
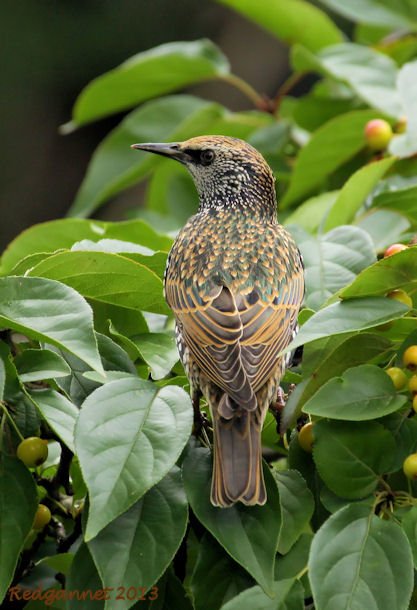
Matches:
[364,119,393,150]
[409,375,417,395]
[17,437,48,468]
[386,289,413,309]
[383,243,408,258]
[403,346,417,371]
[386,367,408,390]
[403,453,417,479]
[298,422,314,453]
[33,504,51,530]
[412,395,417,413]
[395,116,407,133]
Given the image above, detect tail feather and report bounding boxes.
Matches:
[211,406,266,507]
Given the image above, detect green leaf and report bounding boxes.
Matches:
[217,0,342,51]
[356,209,410,251]
[285,191,338,233]
[182,444,280,594]
[75,378,192,539]
[27,388,78,453]
[323,156,396,230]
[281,110,378,207]
[380,412,417,472]
[317,0,417,29]
[402,506,417,570]
[285,296,409,353]
[303,364,407,421]
[132,333,178,380]
[141,569,193,610]
[0,277,103,373]
[341,245,417,299]
[67,543,104,610]
[275,533,312,581]
[313,420,396,499]
[282,333,392,430]
[389,60,417,158]
[14,349,71,382]
[292,44,401,119]
[0,455,38,604]
[293,225,375,310]
[0,359,5,402]
[28,251,169,315]
[372,184,417,227]
[65,39,230,129]
[88,468,188,610]
[221,579,304,610]
[274,470,314,554]
[190,533,254,610]
[309,504,413,610]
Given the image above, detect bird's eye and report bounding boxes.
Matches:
[200,149,215,166]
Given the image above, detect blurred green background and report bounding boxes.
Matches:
[0,0,292,248]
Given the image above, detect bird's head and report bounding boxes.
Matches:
[131,135,277,218]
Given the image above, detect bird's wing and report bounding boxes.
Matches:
[165,246,304,404]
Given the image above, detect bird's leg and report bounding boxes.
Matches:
[269,386,286,434]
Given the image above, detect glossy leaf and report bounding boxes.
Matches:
[317,0,417,29]
[285,191,338,233]
[282,110,378,207]
[313,420,396,499]
[27,388,79,453]
[274,470,314,554]
[190,533,254,610]
[88,468,188,610]
[66,39,230,128]
[372,184,417,227]
[14,349,71,382]
[217,0,342,51]
[402,506,417,570]
[323,156,396,230]
[284,296,408,353]
[389,60,417,158]
[133,333,178,380]
[303,364,407,420]
[182,445,280,594]
[309,504,413,610]
[67,543,104,610]
[341,246,417,299]
[292,43,401,118]
[221,579,304,610]
[356,209,410,251]
[0,276,103,373]
[28,250,170,315]
[75,377,192,539]
[0,455,38,604]
[293,225,375,310]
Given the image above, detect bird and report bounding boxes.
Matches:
[131,136,304,507]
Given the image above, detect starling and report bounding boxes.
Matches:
[131,136,304,507]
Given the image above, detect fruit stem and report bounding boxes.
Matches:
[218,74,266,109]
[0,401,25,442]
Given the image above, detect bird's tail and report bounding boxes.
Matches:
[211,403,266,507]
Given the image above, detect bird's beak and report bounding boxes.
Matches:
[130,142,189,164]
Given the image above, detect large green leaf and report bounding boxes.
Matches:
[281,333,391,430]
[323,156,396,230]
[292,43,401,118]
[182,445,280,594]
[0,276,103,373]
[303,364,407,420]
[88,468,188,610]
[132,333,178,380]
[67,543,104,610]
[0,219,172,273]
[284,296,408,353]
[27,388,79,453]
[0,455,38,604]
[217,0,342,51]
[65,40,230,129]
[309,504,413,610]
[389,60,417,158]
[402,506,417,570]
[274,470,314,554]
[221,579,304,610]
[372,184,417,227]
[317,0,417,29]
[284,191,338,233]
[356,209,411,251]
[341,246,417,300]
[190,533,254,610]
[313,420,396,499]
[292,225,375,310]
[75,377,192,539]
[281,110,378,207]
[28,250,169,315]
[14,349,71,382]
